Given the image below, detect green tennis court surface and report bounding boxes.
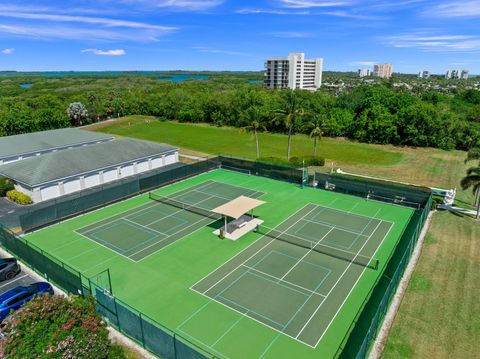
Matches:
[75,180,263,261]
[190,204,392,347]
[23,169,414,359]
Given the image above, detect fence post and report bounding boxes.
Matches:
[138,313,146,349]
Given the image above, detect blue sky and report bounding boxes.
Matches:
[0,0,479,73]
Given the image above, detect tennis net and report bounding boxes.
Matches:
[257,225,379,270]
[148,193,222,220]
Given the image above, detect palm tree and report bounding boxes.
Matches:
[307,115,324,158]
[464,147,480,209]
[461,166,480,219]
[241,106,266,159]
[274,90,305,160]
[465,147,480,165]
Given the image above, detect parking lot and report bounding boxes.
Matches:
[0,253,43,296]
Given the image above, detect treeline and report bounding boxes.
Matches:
[0,75,479,150]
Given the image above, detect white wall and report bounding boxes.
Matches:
[17,150,179,202]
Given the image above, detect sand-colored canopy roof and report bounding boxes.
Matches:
[212,196,266,220]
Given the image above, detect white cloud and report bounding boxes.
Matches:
[0,9,176,42]
[121,0,224,11]
[192,46,252,57]
[82,48,126,56]
[269,31,314,38]
[236,8,310,15]
[428,1,480,18]
[0,12,174,31]
[1,48,14,54]
[278,0,351,8]
[350,61,377,67]
[382,31,480,53]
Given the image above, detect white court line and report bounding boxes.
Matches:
[280,227,335,281]
[122,217,168,237]
[300,218,369,238]
[185,202,339,350]
[312,220,394,347]
[296,216,391,344]
[132,182,268,262]
[198,205,319,296]
[143,194,217,227]
[0,274,28,289]
[241,264,326,298]
[77,180,217,235]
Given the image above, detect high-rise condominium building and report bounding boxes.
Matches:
[358,68,370,78]
[446,69,469,80]
[264,53,324,91]
[418,70,431,79]
[373,64,393,79]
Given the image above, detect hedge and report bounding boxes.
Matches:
[6,190,33,205]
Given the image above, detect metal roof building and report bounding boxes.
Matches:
[0,128,113,165]
[0,138,179,202]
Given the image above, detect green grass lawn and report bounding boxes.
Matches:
[86,116,403,166]
[23,169,413,359]
[383,211,480,359]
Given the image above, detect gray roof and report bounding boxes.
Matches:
[0,138,178,187]
[0,128,113,159]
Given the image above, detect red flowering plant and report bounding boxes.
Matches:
[0,294,125,358]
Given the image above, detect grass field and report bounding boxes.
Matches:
[383,211,480,359]
[23,169,413,359]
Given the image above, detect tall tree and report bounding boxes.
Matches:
[66,102,88,126]
[460,166,480,219]
[274,90,305,160]
[241,106,266,159]
[306,115,324,158]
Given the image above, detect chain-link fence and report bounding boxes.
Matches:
[18,159,219,233]
[314,172,431,210]
[0,224,86,295]
[337,195,432,359]
[1,155,433,359]
[0,225,214,359]
[92,283,214,359]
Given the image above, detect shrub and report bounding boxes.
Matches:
[290,156,326,167]
[0,295,126,359]
[256,157,293,167]
[6,190,33,205]
[256,156,326,168]
[0,177,14,196]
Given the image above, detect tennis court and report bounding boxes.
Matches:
[23,168,415,359]
[75,180,263,261]
[187,202,392,347]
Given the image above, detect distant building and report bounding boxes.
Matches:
[446,69,469,80]
[264,52,323,91]
[418,70,431,79]
[358,68,370,78]
[373,64,393,79]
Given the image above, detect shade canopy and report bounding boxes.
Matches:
[212,196,266,220]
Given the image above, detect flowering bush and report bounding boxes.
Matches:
[0,295,126,358]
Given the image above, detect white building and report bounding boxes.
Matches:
[373,64,393,79]
[418,70,431,79]
[0,138,179,203]
[358,68,370,78]
[264,53,323,91]
[446,69,469,80]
